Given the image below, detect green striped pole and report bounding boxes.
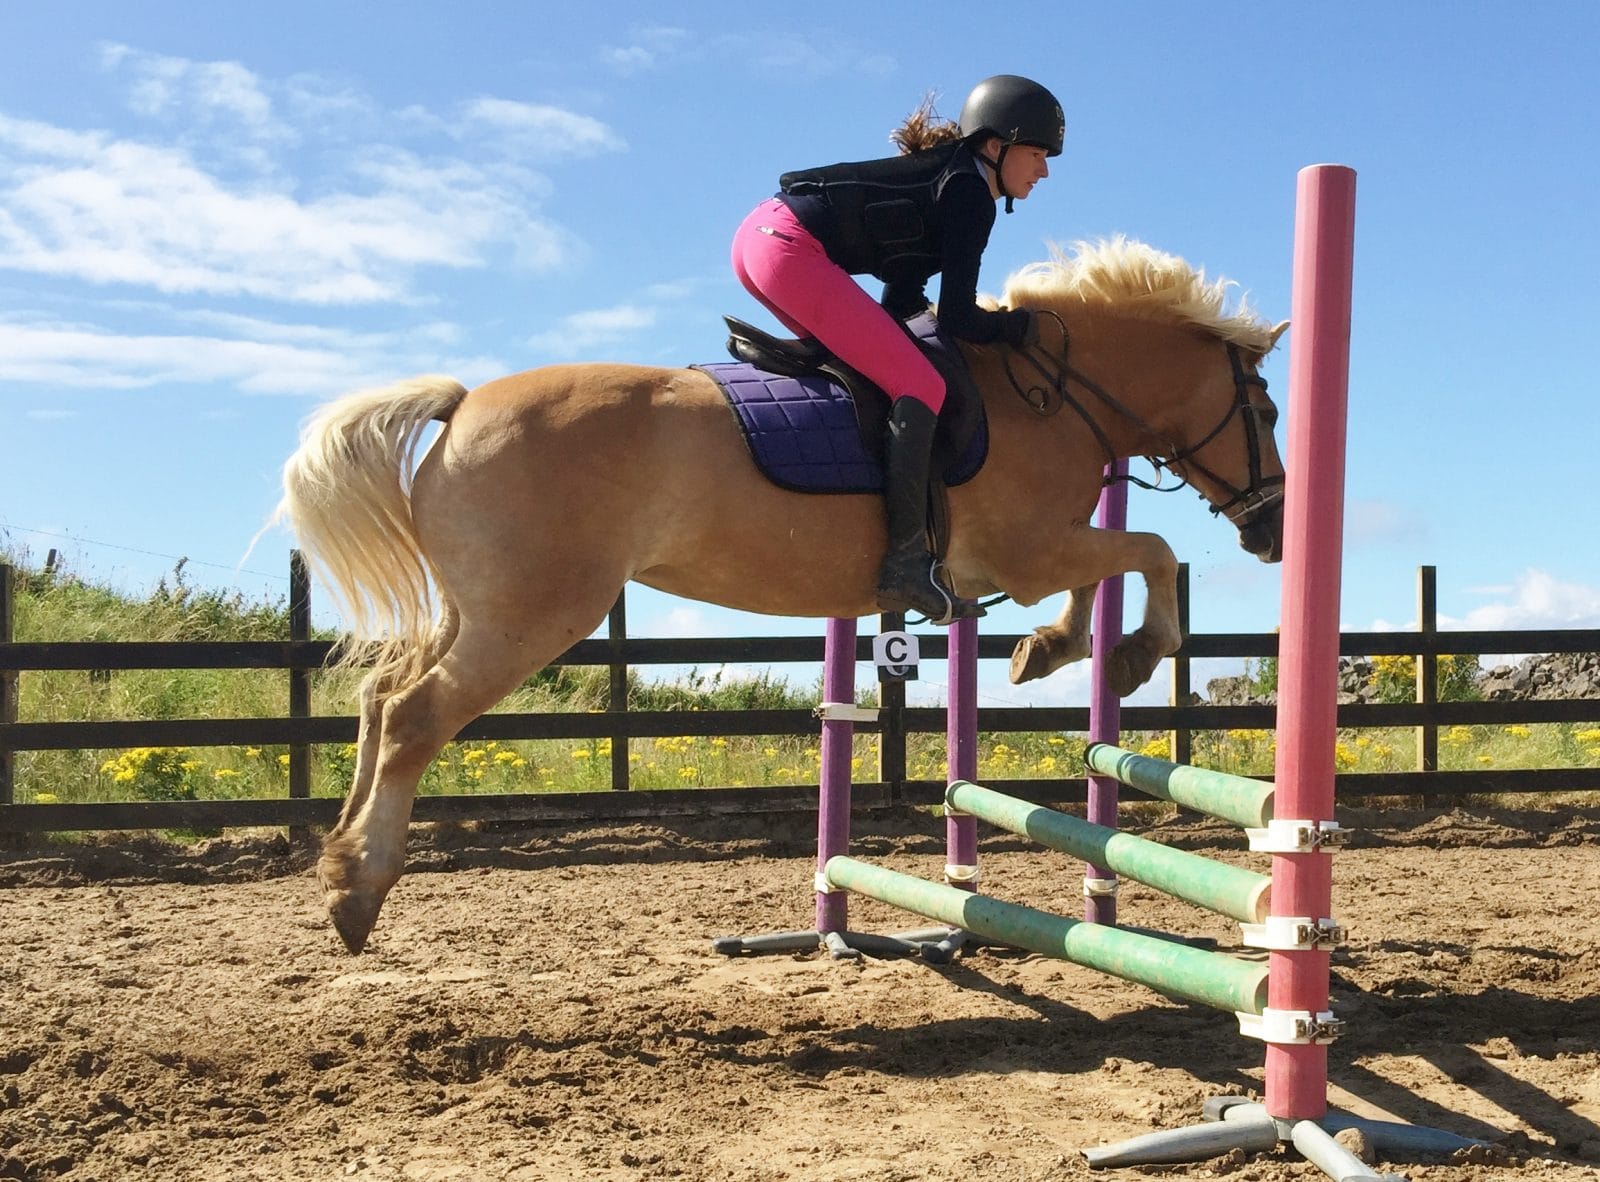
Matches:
[946,781,1270,925]
[1082,743,1275,829]
[823,857,1268,1015]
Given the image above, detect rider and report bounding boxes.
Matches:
[731,75,1064,623]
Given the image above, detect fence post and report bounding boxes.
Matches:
[1171,563,1193,768]
[877,610,907,802]
[288,552,312,841]
[608,590,630,791]
[1416,565,1440,806]
[0,563,14,806]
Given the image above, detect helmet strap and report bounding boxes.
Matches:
[982,142,1017,214]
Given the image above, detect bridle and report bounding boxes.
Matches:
[1000,309,1285,532]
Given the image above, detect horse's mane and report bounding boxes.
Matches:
[1001,236,1276,354]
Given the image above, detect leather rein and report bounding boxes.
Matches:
[999,309,1284,531]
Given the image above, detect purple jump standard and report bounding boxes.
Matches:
[709,613,971,959]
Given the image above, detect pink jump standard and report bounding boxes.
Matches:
[1267,161,1359,1125]
[1088,166,1477,1178]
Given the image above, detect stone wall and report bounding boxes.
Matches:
[1205,651,1600,705]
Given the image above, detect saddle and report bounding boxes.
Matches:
[709,311,987,491]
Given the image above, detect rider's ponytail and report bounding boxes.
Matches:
[889,92,963,155]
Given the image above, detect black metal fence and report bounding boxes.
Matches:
[2,558,1598,834]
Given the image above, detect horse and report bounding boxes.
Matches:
[277,236,1288,953]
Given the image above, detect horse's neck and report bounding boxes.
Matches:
[980,308,1193,460]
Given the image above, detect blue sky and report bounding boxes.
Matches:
[3,3,1598,708]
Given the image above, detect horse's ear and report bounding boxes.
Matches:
[1269,320,1290,350]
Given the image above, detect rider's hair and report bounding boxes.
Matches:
[890,92,964,155]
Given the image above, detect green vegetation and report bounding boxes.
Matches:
[4,550,1599,814]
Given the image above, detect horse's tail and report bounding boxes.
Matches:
[275,375,468,688]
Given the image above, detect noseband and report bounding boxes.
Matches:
[1000,310,1284,531]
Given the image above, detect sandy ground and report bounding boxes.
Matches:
[2,803,1599,1182]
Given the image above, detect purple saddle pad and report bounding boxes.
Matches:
[694,319,987,495]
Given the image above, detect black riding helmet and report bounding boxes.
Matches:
[958,74,1064,211]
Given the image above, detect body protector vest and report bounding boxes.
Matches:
[778,141,984,282]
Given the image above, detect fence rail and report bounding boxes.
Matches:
[2,558,1598,833]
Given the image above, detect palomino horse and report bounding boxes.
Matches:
[279,237,1288,952]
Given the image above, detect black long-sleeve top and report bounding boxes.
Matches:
[776,140,1031,346]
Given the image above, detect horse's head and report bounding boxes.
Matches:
[1163,321,1289,563]
[999,239,1291,562]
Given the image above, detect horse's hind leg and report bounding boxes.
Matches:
[318,601,604,953]
[328,605,460,844]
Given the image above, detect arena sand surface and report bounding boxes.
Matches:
[2,804,1599,1182]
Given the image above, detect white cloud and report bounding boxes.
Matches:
[598,27,893,79]
[1445,569,1600,631]
[528,303,657,357]
[598,26,690,74]
[522,273,719,359]
[0,47,620,306]
[463,98,626,155]
[0,116,570,302]
[600,46,657,74]
[283,74,381,131]
[0,318,507,397]
[100,42,290,144]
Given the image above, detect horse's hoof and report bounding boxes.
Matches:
[1009,634,1051,684]
[324,889,382,955]
[1105,652,1154,699]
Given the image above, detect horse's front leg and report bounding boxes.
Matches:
[1003,526,1181,696]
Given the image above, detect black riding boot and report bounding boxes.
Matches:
[875,398,985,624]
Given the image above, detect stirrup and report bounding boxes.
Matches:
[927,558,986,624]
[876,558,985,626]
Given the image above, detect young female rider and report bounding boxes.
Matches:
[731,74,1064,623]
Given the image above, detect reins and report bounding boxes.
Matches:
[916,310,1283,626]
[1000,310,1284,527]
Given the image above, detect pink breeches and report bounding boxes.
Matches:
[730,198,946,411]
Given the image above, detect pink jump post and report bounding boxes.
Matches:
[1087,166,1476,1176]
